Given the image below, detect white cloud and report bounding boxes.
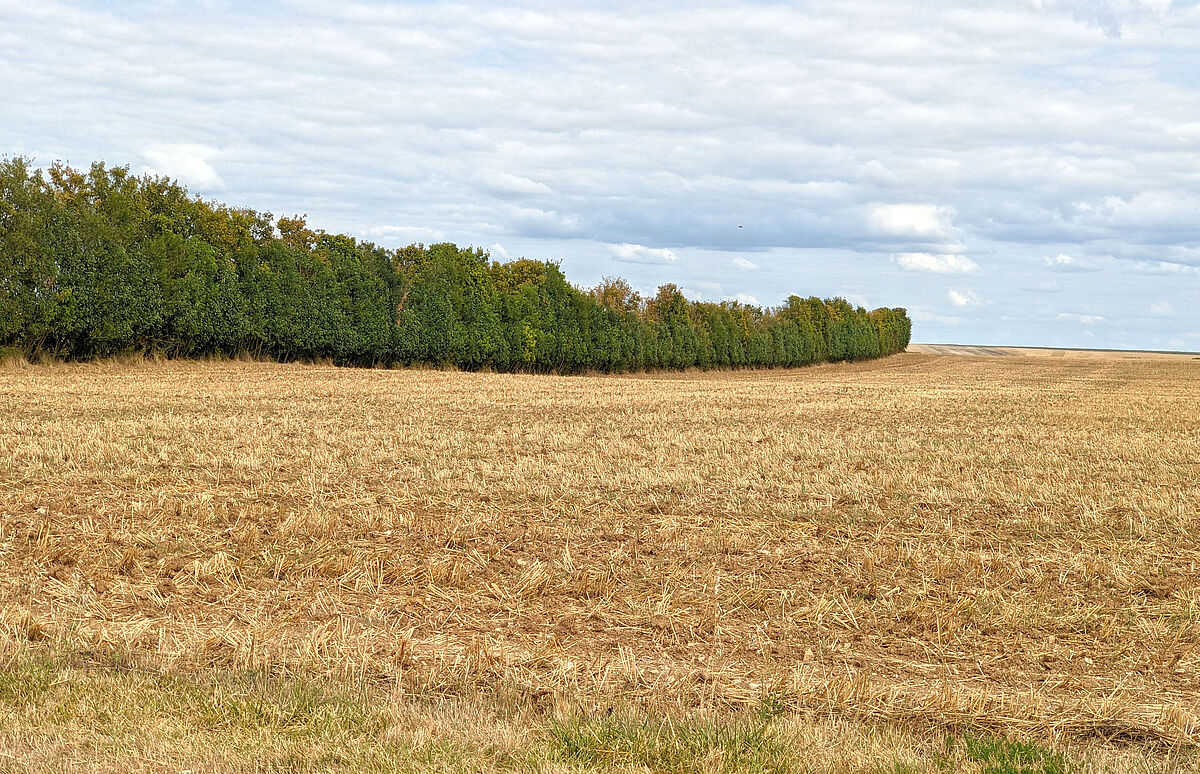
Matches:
[690,280,723,296]
[910,307,964,325]
[1057,312,1104,324]
[731,257,757,271]
[859,160,899,186]
[140,144,223,191]
[1092,191,1200,229]
[363,224,445,243]
[1149,301,1173,316]
[1043,253,1101,272]
[512,208,582,238]
[1129,260,1200,274]
[733,293,758,305]
[607,243,679,265]
[947,289,982,307]
[894,253,980,274]
[490,242,511,260]
[479,171,552,198]
[1022,280,1064,293]
[869,204,956,240]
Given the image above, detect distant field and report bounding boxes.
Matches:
[2,353,1199,772]
[910,342,1200,359]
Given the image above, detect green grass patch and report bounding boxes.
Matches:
[0,656,57,707]
[547,712,789,773]
[953,734,1077,774]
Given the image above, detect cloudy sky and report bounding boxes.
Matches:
[3,0,1199,349]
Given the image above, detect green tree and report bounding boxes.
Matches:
[0,158,912,372]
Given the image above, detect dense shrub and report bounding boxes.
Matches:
[0,159,911,370]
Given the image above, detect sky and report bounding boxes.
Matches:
[2,0,1199,350]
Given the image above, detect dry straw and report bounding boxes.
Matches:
[1,350,1199,763]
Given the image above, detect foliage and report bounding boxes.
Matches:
[0,158,911,370]
[548,712,789,773]
[950,735,1077,774]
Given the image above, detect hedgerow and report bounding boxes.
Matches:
[0,159,910,370]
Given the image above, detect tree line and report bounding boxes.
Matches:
[0,159,911,371]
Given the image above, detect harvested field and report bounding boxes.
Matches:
[908,343,1200,360]
[1,352,1199,771]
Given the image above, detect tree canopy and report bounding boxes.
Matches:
[0,159,911,371]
